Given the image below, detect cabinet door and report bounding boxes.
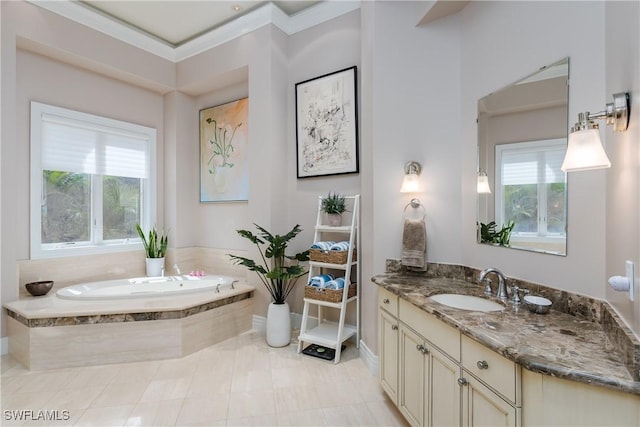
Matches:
[399,325,427,427]
[379,309,399,404]
[428,346,461,427]
[461,373,517,427]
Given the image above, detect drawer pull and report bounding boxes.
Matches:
[383,298,390,304]
[457,377,468,386]
[391,325,398,331]
[477,360,489,370]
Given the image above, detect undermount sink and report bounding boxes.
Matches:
[429,294,504,312]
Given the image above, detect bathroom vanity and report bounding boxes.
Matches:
[374,262,640,427]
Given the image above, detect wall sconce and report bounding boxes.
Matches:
[477,171,491,194]
[561,92,630,172]
[400,161,422,193]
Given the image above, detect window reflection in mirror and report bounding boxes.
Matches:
[477,58,569,256]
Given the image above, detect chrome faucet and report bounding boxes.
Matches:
[478,268,509,301]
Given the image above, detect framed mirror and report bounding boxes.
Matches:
[477,58,569,256]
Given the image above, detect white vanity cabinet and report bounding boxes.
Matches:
[378,288,399,404]
[378,290,520,427]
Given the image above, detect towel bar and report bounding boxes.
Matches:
[403,198,426,220]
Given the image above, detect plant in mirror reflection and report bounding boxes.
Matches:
[479,220,515,247]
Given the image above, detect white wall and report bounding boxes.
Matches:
[459,1,607,299]
[605,1,640,335]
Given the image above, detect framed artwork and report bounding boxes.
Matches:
[295,66,359,178]
[199,97,249,202]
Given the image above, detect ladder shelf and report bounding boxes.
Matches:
[297,194,360,364]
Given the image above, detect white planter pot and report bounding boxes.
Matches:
[146,257,165,277]
[266,302,291,347]
[327,213,342,226]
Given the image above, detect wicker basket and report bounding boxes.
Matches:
[309,248,357,264]
[304,284,357,303]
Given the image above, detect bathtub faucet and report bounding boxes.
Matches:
[231,280,239,290]
[216,284,221,293]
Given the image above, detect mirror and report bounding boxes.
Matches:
[477,58,569,256]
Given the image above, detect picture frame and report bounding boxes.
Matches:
[295,66,359,178]
[199,98,249,202]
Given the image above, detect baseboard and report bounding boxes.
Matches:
[359,339,379,376]
[1,337,8,356]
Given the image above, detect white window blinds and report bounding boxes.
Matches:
[41,113,150,179]
[498,140,566,186]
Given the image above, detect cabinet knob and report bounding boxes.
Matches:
[457,377,468,386]
[476,360,489,370]
[391,325,398,331]
[416,344,429,354]
[383,298,390,304]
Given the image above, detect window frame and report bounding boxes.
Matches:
[495,138,567,241]
[30,102,157,259]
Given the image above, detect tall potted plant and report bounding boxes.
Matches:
[229,224,309,347]
[321,192,347,226]
[136,224,168,277]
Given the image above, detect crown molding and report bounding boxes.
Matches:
[27,1,361,63]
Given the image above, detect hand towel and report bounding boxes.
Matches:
[329,241,350,251]
[401,218,426,270]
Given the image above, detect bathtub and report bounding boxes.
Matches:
[56,275,238,300]
[6,274,254,370]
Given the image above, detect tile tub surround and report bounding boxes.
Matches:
[4,283,254,370]
[375,260,640,397]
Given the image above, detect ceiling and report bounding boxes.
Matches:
[81,1,322,46]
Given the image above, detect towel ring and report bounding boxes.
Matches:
[403,198,426,220]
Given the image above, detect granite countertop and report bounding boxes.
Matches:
[373,272,640,397]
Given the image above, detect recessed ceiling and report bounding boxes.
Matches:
[81,1,321,47]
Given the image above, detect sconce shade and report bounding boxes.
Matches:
[561,128,611,172]
[400,173,421,193]
[477,172,492,194]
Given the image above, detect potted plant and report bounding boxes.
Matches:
[321,192,347,226]
[229,224,309,347]
[136,224,168,277]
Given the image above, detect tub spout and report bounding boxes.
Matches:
[231,280,239,290]
[216,284,221,293]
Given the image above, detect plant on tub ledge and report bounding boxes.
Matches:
[136,224,168,277]
[229,224,309,347]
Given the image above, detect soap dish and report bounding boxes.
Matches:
[524,295,552,314]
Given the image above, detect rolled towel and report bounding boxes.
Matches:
[329,241,350,251]
[310,241,336,251]
[323,277,346,290]
[308,274,334,287]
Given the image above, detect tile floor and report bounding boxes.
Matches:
[0,330,408,426]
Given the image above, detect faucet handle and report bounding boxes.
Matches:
[511,286,530,304]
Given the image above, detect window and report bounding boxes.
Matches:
[495,139,566,241]
[30,102,156,258]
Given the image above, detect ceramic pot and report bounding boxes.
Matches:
[266,302,291,347]
[327,213,342,226]
[146,257,165,277]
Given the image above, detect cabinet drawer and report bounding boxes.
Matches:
[399,299,460,362]
[378,288,399,317]
[461,335,519,404]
